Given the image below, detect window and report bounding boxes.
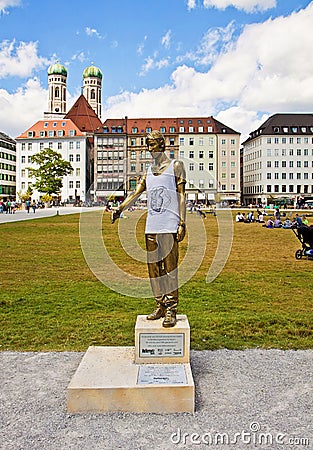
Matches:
[39,143,44,150]
[146,127,152,133]
[221,173,226,179]
[28,143,32,151]
[58,142,62,150]
[179,137,184,146]
[189,127,194,132]
[179,127,184,132]
[267,161,271,168]
[208,163,213,171]
[169,127,175,133]
[169,150,174,159]
[130,164,136,172]
[231,173,235,179]
[222,162,226,168]
[282,161,286,168]
[132,127,138,133]
[289,173,293,179]
[131,138,136,146]
[48,130,54,137]
[160,127,166,133]
[69,181,74,188]
[179,150,184,158]
[297,148,301,156]
[189,150,194,158]
[274,185,279,192]
[297,161,301,168]
[267,138,271,144]
[199,162,204,171]
[199,138,203,146]
[198,126,203,132]
[21,155,25,163]
[169,138,174,146]
[129,179,137,190]
[289,185,294,192]
[208,151,213,158]
[267,185,272,192]
[230,139,235,145]
[289,161,294,168]
[221,184,226,190]
[267,173,271,179]
[274,161,279,168]
[69,154,73,162]
[57,130,64,137]
[131,151,136,159]
[199,150,204,158]
[189,163,194,171]
[76,181,80,188]
[76,142,80,149]
[274,173,279,180]
[231,184,236,191]
[189,138,194,146]
[231,162,235,168]
[76,154,80,162]
[69,142,74,150]
[221,139,226,145]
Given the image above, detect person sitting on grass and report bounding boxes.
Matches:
[282,218,292,229]
[263,217,274,228]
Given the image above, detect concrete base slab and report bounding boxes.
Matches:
[67,346,194,413]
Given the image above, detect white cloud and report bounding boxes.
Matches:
[71,51,87,63]
[0,0,21,14]
[0,78,47,138]
[0,40,49,78]
[179,21,236,66]
[202,0,276,13]
[187,0,196,10]
[85,27,104,39]
[105,3,313,142]
[161,30,172,50]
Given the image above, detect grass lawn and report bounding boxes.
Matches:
[1,209,312,351]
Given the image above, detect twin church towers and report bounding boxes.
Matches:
[45,61,103,120]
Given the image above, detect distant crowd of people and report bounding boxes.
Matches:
[235,208,310,229]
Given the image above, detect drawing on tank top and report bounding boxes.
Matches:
[149,186,171,214]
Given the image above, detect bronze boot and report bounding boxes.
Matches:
[146,297,166,320]
[162,299,178,328]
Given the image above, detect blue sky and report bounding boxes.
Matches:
[0,0,313,139]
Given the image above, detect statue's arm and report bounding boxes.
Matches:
[111,176,146,223]
[174,160,186,242]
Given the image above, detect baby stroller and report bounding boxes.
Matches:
[292,225,313,259]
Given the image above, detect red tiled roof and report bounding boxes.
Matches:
[64,95,103,133]
[16,119,84,139]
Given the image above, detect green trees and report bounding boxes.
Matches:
[28,148,73,196]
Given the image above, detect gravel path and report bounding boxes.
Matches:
[1,349,312,450]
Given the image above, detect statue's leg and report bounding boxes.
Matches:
[145,234,166,319]
[158,233,179,327]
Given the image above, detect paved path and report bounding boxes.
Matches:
[0,206,104,224]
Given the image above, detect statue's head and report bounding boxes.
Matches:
[146,130,165,152]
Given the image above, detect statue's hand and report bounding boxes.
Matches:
[111,209,121,224]
[176,223,186,242]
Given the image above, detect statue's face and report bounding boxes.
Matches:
[147,138,163,157]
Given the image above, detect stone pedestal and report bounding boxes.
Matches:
[67,315,194,414]
[135,315,190,364]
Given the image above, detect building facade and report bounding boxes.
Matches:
[16,119,89,203]
[242,113,313,206]
[0,132,16,199]
[93,116,241,205]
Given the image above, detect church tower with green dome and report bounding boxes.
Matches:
[82,63,102,119]
[46,62,67,117]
